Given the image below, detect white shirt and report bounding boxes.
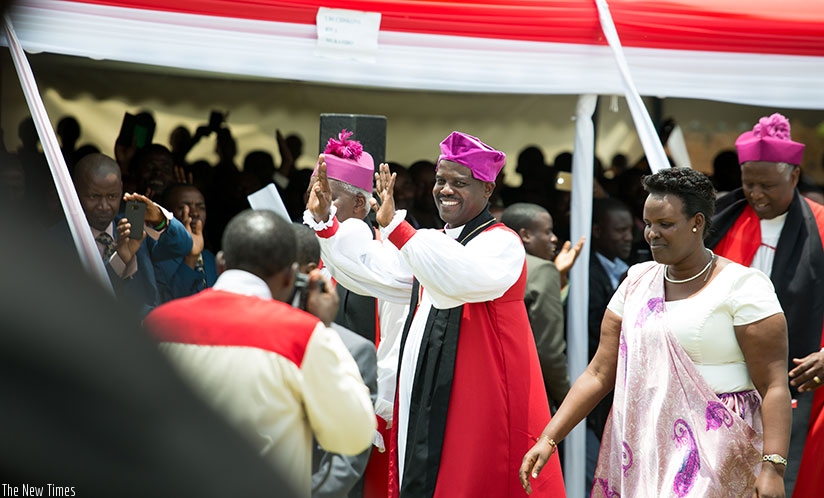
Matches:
[608,263,783,393]
[751,212,787,277]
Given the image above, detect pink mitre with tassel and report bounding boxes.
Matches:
[315,129,374,192]
[735,113,804,165]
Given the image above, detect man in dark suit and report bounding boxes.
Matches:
[51,153,191,317]
[586,197,633,489]
[1,191,300,498]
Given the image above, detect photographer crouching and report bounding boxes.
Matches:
[143,209,376,498]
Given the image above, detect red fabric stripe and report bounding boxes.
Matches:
[612,3,824,57]
[374,300,381,349]
[66,0,824,57]
[387,220,416,249]
[712,203,761,267]
[145,289,319,366]
[794,329,824,497]
[804,197,824,251]
[363,416,391,497]
[316,216,339,239]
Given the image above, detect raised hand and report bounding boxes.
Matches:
[554,236,585,279]
[174,165,193,185]
[307,155,333,223]
[181,205,205,269]
[276,129,295,177]
[115,217,145,265]
[370,162,396,228]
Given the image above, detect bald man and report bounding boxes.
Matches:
[50,153,192,317]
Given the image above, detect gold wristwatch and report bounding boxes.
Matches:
[762,454,788,466]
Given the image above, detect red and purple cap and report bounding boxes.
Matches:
[436,131,506,182]
[735,113,804,166]
[316,129,374,192]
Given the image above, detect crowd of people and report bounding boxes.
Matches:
[1,108,823,498]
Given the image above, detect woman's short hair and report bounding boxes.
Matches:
[642,167,716,236]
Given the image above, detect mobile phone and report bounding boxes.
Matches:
[124,201,147,240]
[133,112,156,148]
[133,124,151,149]
[209,110,225,132]
[118,112,155,149]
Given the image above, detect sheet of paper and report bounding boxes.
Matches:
[315,7,381,62]
[247,183,291,222]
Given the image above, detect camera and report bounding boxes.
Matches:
[290,273,326,310]
[290,273,310,310]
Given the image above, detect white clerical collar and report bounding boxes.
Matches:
[444,225,464,239]
[213,269,273,300]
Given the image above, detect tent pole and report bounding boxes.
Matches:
[565,94,597,498]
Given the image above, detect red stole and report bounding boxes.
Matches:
[793,198,824,498]
[712,203,761,266]
[385,223,565,498]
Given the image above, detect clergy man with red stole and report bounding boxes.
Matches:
[707,113,824,498]
[305,131,566,498]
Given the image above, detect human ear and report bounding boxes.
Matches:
[790,165,801,187]
[271,263,298,302]
[216,251,226,275]
[484,181,495,198]
[692,212,705,232]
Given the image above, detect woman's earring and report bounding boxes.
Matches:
[692,227,698,233]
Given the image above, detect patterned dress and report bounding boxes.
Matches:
[594,261,782,497]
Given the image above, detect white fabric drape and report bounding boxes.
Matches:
[594,0,669,172]
[3,14,113,293]
[6,0,824,109]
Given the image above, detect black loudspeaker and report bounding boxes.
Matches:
[319,114,387,168]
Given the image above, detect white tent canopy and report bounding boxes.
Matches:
[6,0,824,109]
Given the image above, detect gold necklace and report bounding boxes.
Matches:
[664,249,716,284]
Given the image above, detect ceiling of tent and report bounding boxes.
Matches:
[5,0,824,108]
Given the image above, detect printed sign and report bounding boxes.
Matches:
[316,7,381,62]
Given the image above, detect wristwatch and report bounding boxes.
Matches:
[762,454,788,466]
